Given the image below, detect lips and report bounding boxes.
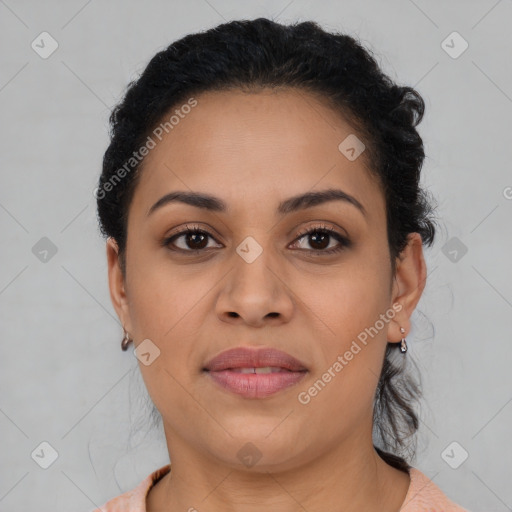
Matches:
[203,346,308,372]
[203,346,308,398]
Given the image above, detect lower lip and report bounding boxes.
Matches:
[205,369,307,398]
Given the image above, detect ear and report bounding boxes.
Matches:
[106,237,132,334]
[389,232,427,343]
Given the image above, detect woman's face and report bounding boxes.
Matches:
[107,88,425,471]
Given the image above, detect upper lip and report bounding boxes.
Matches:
[203,347,308,372]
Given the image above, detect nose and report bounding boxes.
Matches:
[215,248,294,327]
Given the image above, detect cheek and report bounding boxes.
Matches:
[295,283,390,443]
[301,259,391,346]
[127,263,217,380]
[296,257,391,407]
[131,275,203,424]
[126,254,211,337]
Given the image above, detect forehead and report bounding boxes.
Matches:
[129,88,384,222]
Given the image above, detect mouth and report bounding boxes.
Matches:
[203,346,308,372]
[203,346,308,398]
[223,366,296,373]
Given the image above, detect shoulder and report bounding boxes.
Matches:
[400,467,471,512]
[88,464,171,512]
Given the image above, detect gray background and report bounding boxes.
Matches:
[1,1,511,511]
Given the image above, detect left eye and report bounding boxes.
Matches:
[291,227,349,254]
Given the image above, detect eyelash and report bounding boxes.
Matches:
[161,223,350,256]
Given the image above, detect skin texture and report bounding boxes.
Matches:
[107,88,427,512]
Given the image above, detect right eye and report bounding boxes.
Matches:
[162,224,223,253]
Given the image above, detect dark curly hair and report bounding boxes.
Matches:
[96,17,438,473]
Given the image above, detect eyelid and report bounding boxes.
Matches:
[165,222,222,241]
[293,221,346,240]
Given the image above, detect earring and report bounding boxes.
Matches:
[121,328,132,351]
[400,326,407,354]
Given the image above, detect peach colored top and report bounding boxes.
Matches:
[91,464,471,511]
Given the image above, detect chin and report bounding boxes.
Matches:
[206,428,306,472]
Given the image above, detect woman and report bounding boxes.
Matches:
[93,17,470,512]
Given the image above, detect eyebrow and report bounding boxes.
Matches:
[146,188,367,218]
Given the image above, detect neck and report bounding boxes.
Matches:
[147,425,410,512]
